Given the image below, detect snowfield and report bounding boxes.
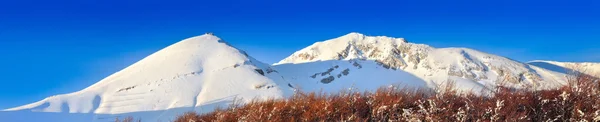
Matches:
[273,59,431,93]
[1,33,597,121]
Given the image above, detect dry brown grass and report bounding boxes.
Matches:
[174,73,600,122]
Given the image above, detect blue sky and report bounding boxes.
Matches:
[0,0,599,109]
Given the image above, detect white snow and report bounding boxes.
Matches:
[273,60,431,93]
[3,34,294,121]
[277,32,569,92]
[1,32,596,121]
[528,60,600,77]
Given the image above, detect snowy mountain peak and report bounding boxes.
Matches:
[5,34,292,117]
[276,33,408,64]
[174,34,233,48]
[337,32,407,44]
[340,32,366,39]
[179,34,221,45]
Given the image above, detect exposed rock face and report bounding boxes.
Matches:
[255,69,265,76]
[297,53,316,61]
[266,68,278,73]
[320,76,335,84]
[352,61,363,69]
[341,69,350,76]
[322,68,334,76]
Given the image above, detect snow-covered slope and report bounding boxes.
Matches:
[4,34,294,121]
[273,60,431,93]
[529,60,600,77]
[277,32,568,92]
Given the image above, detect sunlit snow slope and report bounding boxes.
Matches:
[6,34,294,116]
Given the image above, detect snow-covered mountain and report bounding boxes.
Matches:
[4,34,295,121]
[529,60,600,77]
[276,32,568,92]
[3,32,596,121]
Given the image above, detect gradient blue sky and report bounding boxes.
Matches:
[0,0,599,109]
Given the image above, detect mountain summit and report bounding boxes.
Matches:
[277,32,408,64]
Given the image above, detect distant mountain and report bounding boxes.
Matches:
[277,32,568,92]
[3,33,596,121]
[528,60,600,77]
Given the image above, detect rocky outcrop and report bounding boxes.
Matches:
[320,76,335,84]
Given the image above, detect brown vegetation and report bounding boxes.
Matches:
[175,73,600,122]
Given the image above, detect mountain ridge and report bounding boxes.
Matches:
[277,32,571,92]
[3,32,598,121]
